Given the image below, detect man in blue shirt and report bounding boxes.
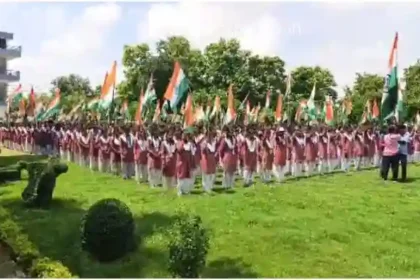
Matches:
[398,124,410,182]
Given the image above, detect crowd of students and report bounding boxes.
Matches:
[0,121,419,195]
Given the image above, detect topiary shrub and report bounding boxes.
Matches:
[20,157,68,208]
[80,198,136,262]
[0,168,21,183]
[29,257,74,278]
[168,214,210,278]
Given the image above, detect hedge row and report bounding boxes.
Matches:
[0,206,75,278]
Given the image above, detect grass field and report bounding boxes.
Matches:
[1,148,420,277]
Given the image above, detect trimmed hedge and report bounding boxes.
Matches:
[0,206,75,278]
[20,158,68,208]
[0,164,22,183]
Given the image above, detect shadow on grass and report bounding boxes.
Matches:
[1,197,178,277]
[203,257,258,278]
[0,154,47,167]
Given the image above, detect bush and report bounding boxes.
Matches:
[0,168,21,183]
[168,214,210,278]
[29,257,74,278]
[80,198,136,262]
[0,206,74,277]
[21,158,68,208]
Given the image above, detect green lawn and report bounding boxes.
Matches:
[1,149,420,277]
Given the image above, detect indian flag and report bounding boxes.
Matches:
[87,97,100,110]
[183,94,195,128]
[10,84,23,107]
[100,61,118,110]
[306,82,317,120]
[142,74,156,111]
[42,88,61,120]
[265,90,271,109]
[164,61,189,112]
[194,105,205,123]
[324,96,334,125]
[381,32,399,121]
[395,79,405,123]
[211,96,221,117]
[275,93,283,122]
[224,84,236,124]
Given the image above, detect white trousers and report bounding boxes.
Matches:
[327,158,339,172]
[292,162,303,177]
[90,156,98,171]
[148,168,162,187]
[98,158,109,173]
[273,165,286,182]
[222,172,235,189]
[305,162,316,176]
[177,178,193,195]
[202,173,215,193]
[122,162,135,179]
[135,163,148,182]
[163,176,176,188]
[414,152,420,163]
[243,170,254,185]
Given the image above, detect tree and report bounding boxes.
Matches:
[51,74,93,97]
[347,72,384,124]
[120,36,287,112]
[291,66,337,102]
[403,59,420,120]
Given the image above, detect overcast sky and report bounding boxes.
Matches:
[1,1,419,94]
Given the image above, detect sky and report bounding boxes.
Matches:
[1,1,420,96]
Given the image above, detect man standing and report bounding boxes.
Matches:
[397,124,410,182]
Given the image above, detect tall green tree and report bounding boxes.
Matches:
[403,59,420,120]
[347,72,384,124]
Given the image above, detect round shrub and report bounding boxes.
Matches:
[80,198,136,262]
[30,257,74,278]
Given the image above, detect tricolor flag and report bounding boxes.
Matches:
[120,99,129,120]
[224,84,236,124]
[142,74,156,112]
[265,90,271,109]
[306,82,317,120]
[324,96,334,125]
[381,32,399,121]
[164,61,189,112]
[275,93,283,122]
[183,94,194,128]
[27,87,36,117]
[42,88,61,120]
[372,98,380,119]
[100,61,118,110]
[211,95,221,117]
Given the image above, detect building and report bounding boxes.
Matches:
[0,31,21,118]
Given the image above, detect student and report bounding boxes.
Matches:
[397,124,411,182]
[381,125,400,181]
